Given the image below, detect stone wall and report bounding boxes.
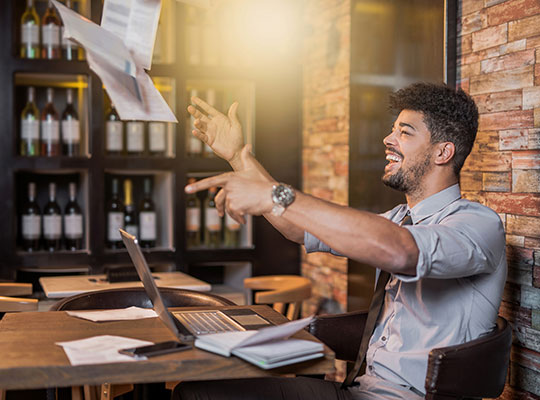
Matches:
[301,0,351,316]
[458,0,540,397]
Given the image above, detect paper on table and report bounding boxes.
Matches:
[66,306,158,322]
[56,335,153,365]
[101,0,161,70]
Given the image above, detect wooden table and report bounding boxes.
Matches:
[0,305,335,390]
[39,272,212,298]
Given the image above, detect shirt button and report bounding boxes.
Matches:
[381,336,387,341]
[368,366,373,371]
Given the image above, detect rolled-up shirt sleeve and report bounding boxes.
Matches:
[304,232,344,257]
[395,209,506,282]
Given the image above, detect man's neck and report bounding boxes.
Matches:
[405,175,459,208]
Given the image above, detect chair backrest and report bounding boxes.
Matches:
[425,316,512,400]
[51,287,236,311]
[0,283,38,313]
[244,275,311,320]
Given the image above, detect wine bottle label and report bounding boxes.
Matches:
[22,214,41,239]
[149,122,166,152]
[106,121,123,151]
[127,123,144,151]
[64,214,83,239]
[21,119,39,140]
[108,212,124,241]
[188,135,202,154]
[43,214,62,239]
[186,208,200,232]
[21,24,39,46]
[225,213,241,231]
[125,224,138,238]
[61,26,78,49]
[205,208,221,232]
[140,211,157,240]
[42,24,60,46]
[41,120,60,142]
[62,120,80,143]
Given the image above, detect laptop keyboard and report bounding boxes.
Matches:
[173,311,244,335]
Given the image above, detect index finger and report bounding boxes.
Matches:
[191,96,220,117]
[185,173,232,193]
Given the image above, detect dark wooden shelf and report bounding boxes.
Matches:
[10,58,91,75]
[185,157,230,174]
[185,248,255,264]
[102,157,177,171]
[12,156,91,171]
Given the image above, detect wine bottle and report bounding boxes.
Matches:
[224,213,241,248]
[61,88,80,156]
[203,89,218,157]
[61,0,79,60]
[41,88,60,156]
[123,179,138,238]
[204,186,222,248]
[20,86,40,156]
[187,89,202,157]
[41,0,61,59]
[126,121,145,155]
[107,178,125,249]
[43,182,61,252]
[105,103,123,155]
[148,121,167,156]
[20,0,40,59]
[139,178,157,248]
[186,178,201,248]
[21,182,41,252]
[64,182,83,251]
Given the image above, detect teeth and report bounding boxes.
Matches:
[386,154,401,162]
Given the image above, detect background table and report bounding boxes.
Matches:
[0,305,335,390]
[39,272,211,298]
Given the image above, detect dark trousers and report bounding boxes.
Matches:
[174,377,354,400]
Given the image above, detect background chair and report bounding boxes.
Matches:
[308,311,512,400]
[244,275,311,320]
[0,283,38,314]
[52,287,236,400]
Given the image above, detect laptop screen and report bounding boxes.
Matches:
[120,229,182,339]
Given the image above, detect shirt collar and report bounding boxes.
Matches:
[408,184,461,224]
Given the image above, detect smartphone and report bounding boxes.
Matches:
[119,341,192,358]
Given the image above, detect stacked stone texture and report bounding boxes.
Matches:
[459,0,540,398]
[301,0,351,317]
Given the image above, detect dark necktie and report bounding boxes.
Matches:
[342,211,413,388]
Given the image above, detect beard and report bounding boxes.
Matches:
[382,149,433,194]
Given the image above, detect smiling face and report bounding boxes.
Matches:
[382,110,435,195]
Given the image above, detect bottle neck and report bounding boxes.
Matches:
[124,181,133,206]
[27,87,35,103]
[46,89,54,104]
[69,183,77,201]
[48,184,56,202]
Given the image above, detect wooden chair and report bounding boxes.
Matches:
[244,275,311,320]
[52,287,236,400]
[0,283,38,400]
[308,311,512,399]
[0,283,38,313]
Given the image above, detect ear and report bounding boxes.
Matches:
[433,142,455,166]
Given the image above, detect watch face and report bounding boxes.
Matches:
[272,184,295,207]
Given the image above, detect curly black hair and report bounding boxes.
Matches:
[389,82,479,176]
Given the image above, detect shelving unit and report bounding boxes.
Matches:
[0,0,302,301]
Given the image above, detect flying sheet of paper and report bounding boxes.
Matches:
[52,0,136,77]
[101,0,162,70]
[87,50,177,122]
[52,0,178,122]
[66,306,158,322]
[56,335,153,365]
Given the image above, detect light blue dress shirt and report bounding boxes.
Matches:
[304,184,507,396]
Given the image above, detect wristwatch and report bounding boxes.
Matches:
[271,183,296,217]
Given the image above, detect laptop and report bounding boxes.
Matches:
[119,229,272,341]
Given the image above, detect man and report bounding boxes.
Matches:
[176,83,507,399]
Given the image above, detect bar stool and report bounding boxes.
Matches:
[244,275,312,320]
